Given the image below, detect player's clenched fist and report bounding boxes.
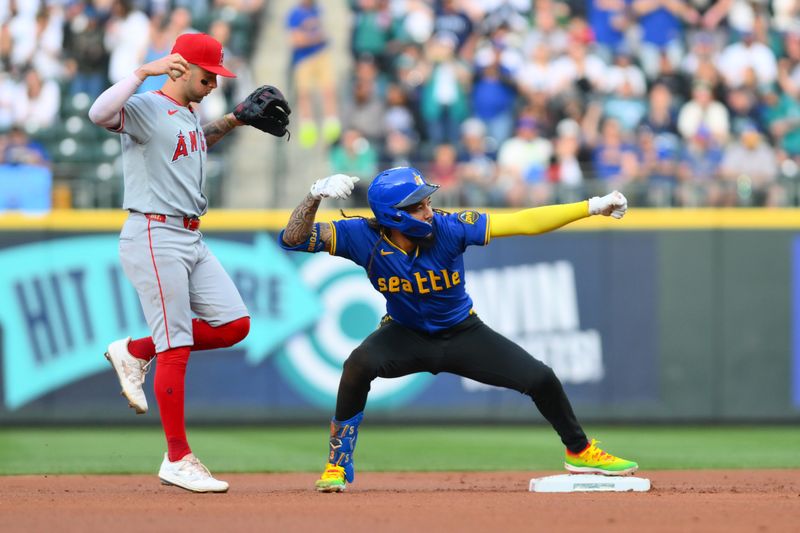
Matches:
[310,174,360,200]
[588,190,628,219]
[135,53,190,81]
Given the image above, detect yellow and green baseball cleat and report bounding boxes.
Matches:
[315,463,347,493]
[564,439,639,476]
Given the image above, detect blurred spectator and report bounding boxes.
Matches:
[15,7,63,80]
[17,68,60,131]
[678,80,730,144]
[590,117,639,187]
[586,0,630,60]
[516,41,553,96]
[380,128,417,168]
[640,82,679,136]
[0,129,52,212]
[341,76,387,144]
[772,0,799,33]
[726,87,764,136]
[426,142,459,205]
[419,32,470,145]
[137,18,175,94]
[387,1,434,49]
[605,49,647,97]
[778,29,800,98]
[631,0,697,80]
[651,45,692,102]
[104,0,150,84]
[525,1,569,56]
[350,0,393,67]
[0,71,21,131]
[478,0,531,36]
[456,117,499,206]
[433,0,475,57]
[63,2,108,99]
[287,0,341,148]
[720,124,780,206]
[548,118,584,200]
[681,31,720,79]
[329,128,378,180]
[717,30,778,90]
[329,128,378,205]
[603,78,647,133]
[470,46,517,146]
[496,115,553,206]
[548,39,606,98]
[383,82,418,136]
[677,126,724,206]
[689,0,733,33]
[763,86,800,160]
[7,4,60,76]
[636,125,681,206]
[1,126,49,166]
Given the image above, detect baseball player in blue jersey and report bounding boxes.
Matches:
[280,167,638,492]
[88,32,290,493]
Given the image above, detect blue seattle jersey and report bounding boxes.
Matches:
[328,211,490,333]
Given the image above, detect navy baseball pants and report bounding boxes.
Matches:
[334,314,589,454]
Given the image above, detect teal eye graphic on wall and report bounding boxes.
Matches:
[277,254,431,409]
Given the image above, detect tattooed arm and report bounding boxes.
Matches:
[282,193,334,251]
[203,113,242,149]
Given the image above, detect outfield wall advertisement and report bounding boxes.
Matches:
[0,212,798,423]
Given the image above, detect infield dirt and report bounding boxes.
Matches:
[2,470,798,532]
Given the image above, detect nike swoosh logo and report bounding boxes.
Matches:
[168,109,178,115]
[380,250,394,256]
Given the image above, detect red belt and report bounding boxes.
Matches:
[144,213,201,231]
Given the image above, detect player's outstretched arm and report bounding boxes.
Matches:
[490,191,627,238]
[203,113,242,148]
[281,174,360,252]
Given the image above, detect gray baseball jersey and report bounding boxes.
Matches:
[111,91,248,352]
[116,90,208,217]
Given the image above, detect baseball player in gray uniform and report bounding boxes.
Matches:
[88,32,290,493]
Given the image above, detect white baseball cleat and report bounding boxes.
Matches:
[104,337,149,414]
[158,453,229,493]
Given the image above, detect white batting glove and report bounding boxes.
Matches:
[309,174,360,200]
[588,190,628,219]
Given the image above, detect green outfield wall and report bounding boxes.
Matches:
[0,209,798,423]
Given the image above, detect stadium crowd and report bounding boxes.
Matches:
[1,0,800,208]
[323,0,800,207]
[0,0,263,208]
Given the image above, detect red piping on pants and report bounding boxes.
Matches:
[147,217,171,349]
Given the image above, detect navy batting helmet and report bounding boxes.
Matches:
[367,167,440,237]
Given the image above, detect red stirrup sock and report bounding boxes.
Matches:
[154,346,192,462]
[127,316,250,360]
[128,337,156,360]
[190,316,250,350]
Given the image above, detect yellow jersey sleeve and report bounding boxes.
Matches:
[489,201,590,238]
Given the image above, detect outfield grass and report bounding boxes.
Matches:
[0,425,798,475]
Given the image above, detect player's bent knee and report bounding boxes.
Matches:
[342,346,379,380]
[528,364,560,395]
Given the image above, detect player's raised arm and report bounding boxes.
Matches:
[489,191,628,238]
[88,53,190,129]
[280,174,360,252]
